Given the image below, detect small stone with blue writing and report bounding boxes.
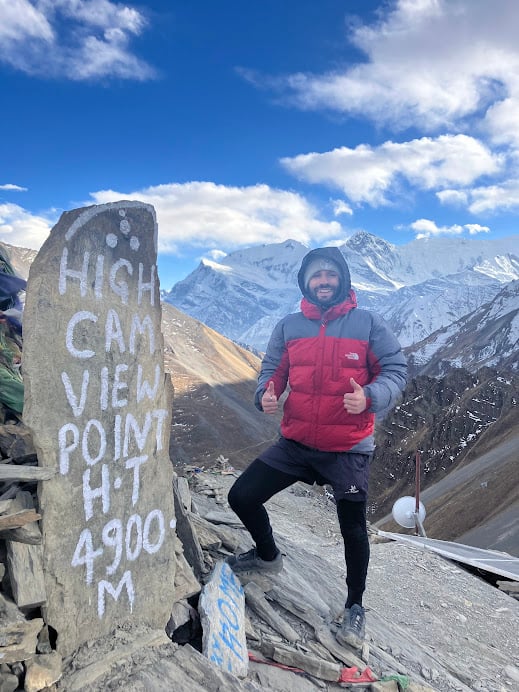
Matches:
[199,560,248,678]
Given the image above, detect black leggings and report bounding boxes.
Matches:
[228,458,370,607]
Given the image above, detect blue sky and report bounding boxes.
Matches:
[1,0,518,290]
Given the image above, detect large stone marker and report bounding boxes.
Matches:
[22,201,176,656]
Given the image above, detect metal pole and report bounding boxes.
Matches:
[413,450,426,537]
[415,450,420,517]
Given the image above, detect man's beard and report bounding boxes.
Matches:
[311,284,338,305]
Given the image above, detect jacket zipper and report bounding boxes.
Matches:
[311,319,328,447]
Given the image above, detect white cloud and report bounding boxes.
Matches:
[332,199,353,216]
[275,0,519,134]
[40,0,146,34]
[0,182,346,259]
[0,0,53,42]
[65,34,154,81]
[410,219,463,239]
[437,179,519,214]
[203,249,227,262]
[465,223,490,235]
[0,203,52,249]
[408,218,490,240]
[0,0,154,80]
[436,189,468,206]
[465,180,519,214]
[260,1,519,217]
[89,181,344,253]
[483,97,519,147]
[281,135,501,206]
[0,184,27,192]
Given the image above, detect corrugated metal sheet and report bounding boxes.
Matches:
[378,532,519,581]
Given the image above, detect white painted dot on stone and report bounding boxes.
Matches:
[106,233,118,248]
[130,236,140,251]
[169,519,177,529]
[114,477,122,489]
[119,209,126,217]
[120,219,131,235]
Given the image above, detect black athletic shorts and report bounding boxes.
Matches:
[257,436,372,502]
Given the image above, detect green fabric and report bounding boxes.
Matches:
[0,320,23,413]
[0,365,24,413]
[380,674,410,689]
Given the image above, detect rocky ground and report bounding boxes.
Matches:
[56,466,519,692]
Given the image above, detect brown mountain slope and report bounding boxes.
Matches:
[161,303,282,470]
[372,367,519,553]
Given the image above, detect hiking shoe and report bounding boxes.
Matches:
[225,548,283,574]
[336,604,366,650]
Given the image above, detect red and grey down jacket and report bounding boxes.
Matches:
[254,247,407,453]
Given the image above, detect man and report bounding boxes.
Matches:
[226,246,407,649]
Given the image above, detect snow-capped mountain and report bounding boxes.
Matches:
[165,240,307,347]
[0,242,37,280]
[369,270,502,346]
[405,280,519,376]
[164,232,519,354]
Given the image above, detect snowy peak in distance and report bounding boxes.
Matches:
[344,232,519,289]
[201,239,308,286]
[341,232,403,292]
[166,240,309,346]
[0,241,37,280]
[406,279,519,376]
[345,230,395,254]
[344,231,398,279]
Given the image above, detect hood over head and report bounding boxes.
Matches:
[297,246,351,306]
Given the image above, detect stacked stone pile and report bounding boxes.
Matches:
[0,418,60,692]
[0,418,217,690]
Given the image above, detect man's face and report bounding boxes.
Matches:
[308,269,340,304]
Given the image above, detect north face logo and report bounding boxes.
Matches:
[344,352,359,360]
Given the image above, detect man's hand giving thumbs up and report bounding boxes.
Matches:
[343,378,367,414]
[261,381,278,414]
